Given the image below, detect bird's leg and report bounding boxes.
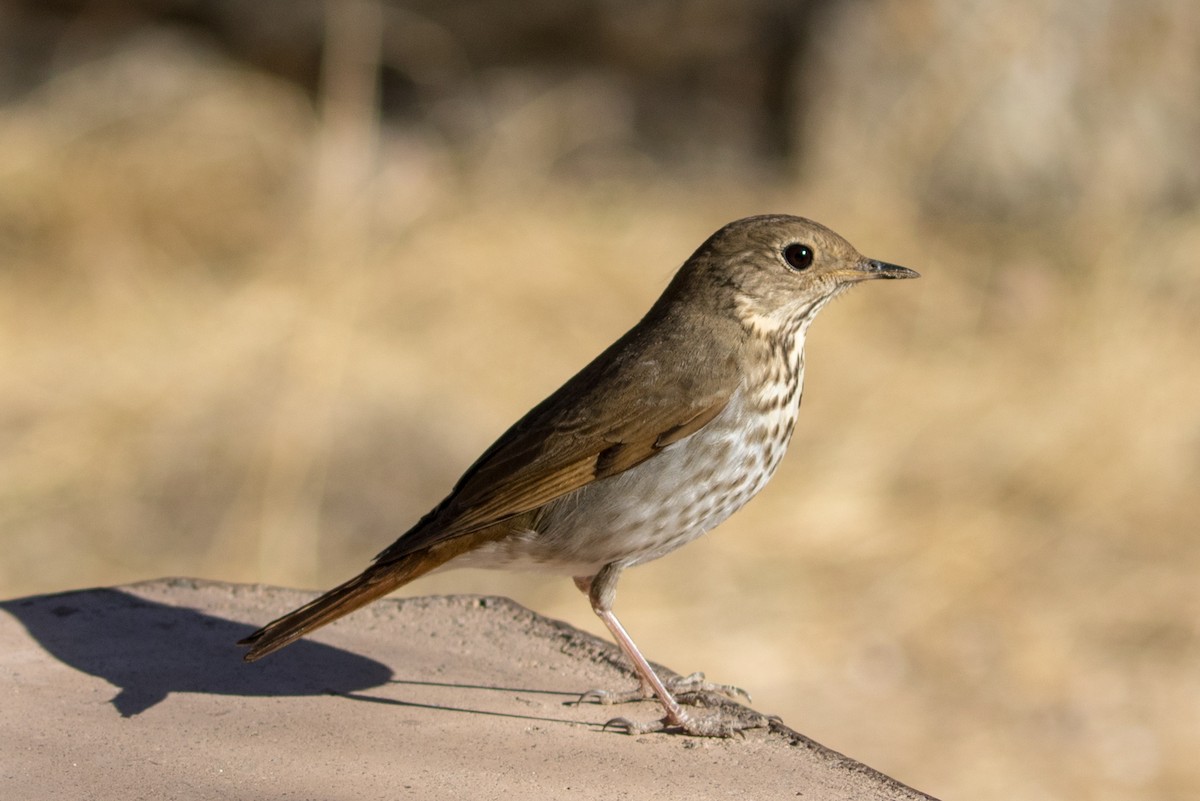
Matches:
[574,565,689,727]
[573,564,767,736]
[573,567,751,705]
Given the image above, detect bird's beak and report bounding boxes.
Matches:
[856,258,920,280]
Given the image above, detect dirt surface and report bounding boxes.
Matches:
[1,579,935,800]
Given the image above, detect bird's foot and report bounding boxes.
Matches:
[602,702,775,738]
[578,671,750,706]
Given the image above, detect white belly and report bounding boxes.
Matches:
[455,379,802,577]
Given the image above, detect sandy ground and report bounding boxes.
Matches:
[0,578,935,800]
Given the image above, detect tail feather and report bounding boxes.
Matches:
[239,521,518,661]
[239,552,439,661]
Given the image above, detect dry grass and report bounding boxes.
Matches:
[1,22,1197,801]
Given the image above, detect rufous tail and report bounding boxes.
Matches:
[239,550,441,661]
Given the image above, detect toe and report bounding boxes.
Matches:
[602,715,668,735]
[665,672,752,704]
[575,686,651,706]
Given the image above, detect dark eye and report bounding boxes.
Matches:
[783,243,814,271]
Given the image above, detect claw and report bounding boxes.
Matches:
[600,707,771,738]
[576,687,622,706]
[601,715,657,735]
[576,671,750,708]
[669,672,752,703]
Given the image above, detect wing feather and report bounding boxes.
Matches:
[373,313,743,566]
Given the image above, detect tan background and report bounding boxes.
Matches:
[1,2,1197,800]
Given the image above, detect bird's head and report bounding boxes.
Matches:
[677,214,918,337]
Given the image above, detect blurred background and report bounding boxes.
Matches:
[1,0,1197,798]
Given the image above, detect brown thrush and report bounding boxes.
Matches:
[239,214,918,736]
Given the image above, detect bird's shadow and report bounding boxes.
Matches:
[0,587,393,717]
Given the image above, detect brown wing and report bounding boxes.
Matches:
[374,315,742,566]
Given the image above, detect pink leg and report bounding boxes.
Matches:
[574,564,690,728]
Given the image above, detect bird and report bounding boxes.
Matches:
[239,214,918,736]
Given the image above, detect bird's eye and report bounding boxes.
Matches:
[783,243,814,271]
